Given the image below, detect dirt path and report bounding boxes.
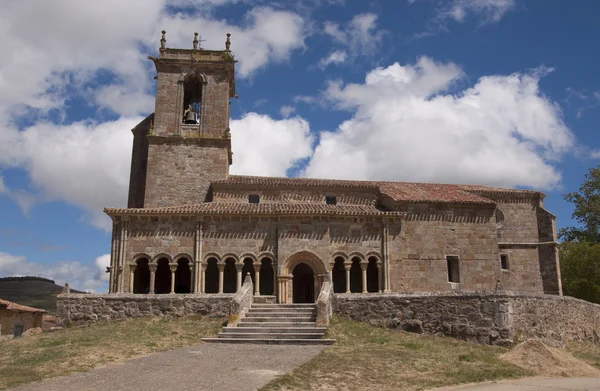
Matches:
[442,377,600,390]
[8,343,327,391]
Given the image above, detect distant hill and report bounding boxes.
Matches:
[0,276,85,314]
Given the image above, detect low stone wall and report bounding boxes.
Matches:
[57,293,233,326]
[333,292,600,346]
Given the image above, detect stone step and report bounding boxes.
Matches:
[201,337,336,345]
[238,321,317,327]
[247,307,315,313]
[242,316,315,322]
[252,296,276,304]
[222,327,327,333]
[245,311,315,318]
[218,332,324,339]
[251,304,315,309]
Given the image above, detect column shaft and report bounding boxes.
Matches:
[345,266,351,294]
[254,265,261,296]
[129,267,136,293]
[218,265,224,294]
[361,263,368,293]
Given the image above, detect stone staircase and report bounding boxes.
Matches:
[202,303,335,345]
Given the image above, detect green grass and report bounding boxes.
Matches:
[0,315,223,390]
[261,316,532,391]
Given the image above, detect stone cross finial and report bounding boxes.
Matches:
[193,32,199,50]
[160,30,166,49]
[226,33,231,51]
[62,283,71,295]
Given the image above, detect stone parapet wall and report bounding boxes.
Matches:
[333,292,600,346]
[57,294,232,326]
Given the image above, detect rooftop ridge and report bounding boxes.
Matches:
[0,298,46,313]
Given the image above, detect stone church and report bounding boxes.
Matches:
[104,32,561,305]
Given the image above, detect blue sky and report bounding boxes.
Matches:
[0,0,598,292]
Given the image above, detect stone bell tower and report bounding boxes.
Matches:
[127,31,236,208]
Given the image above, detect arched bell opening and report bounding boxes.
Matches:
[175,258,191,294]
[204,257,219,294]
[223,258,237,293]
[332,257,346,293]
[155,258,171,294]
[292,263,315,303]
[350,257,362,293]
[367,256,379,293]
[133,258,150,294]
[242,258,255,286]
[182,73,204,125]
[260,258,274,295]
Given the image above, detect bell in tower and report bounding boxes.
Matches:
[127,31,236,209]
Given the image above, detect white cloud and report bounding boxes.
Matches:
[323,13,385,57]
[230,113,314,176]
[280,105,296,117]
[0,118,137,230]
[437,0,516,24]
[317,49,348,69]
[303,57,574,190]
[0,251,110,293]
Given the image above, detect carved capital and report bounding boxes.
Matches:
[360,260,368,271]
[149,262,158,273]
[343,261,352,271]
[217,263,225,272]
[235,263,244,272]
[169,263,178,273]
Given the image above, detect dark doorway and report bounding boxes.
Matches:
[332,257,346,293]
[204,258,219,293]
[292,263,315,303]
[223,258,237,293]
[175,258,191,293]
[260,258,274,295]
[133,258,150,294]
[350,257,362,293]
[367,257,379,292]
[155,258,171,294]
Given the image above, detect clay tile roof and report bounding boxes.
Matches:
[212,175,380,189]
[105,203,400,216]
[378,182,495,204]
[0,298,46,313]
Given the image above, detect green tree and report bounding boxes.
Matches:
[559,166,600,242]
[559,242,600,304]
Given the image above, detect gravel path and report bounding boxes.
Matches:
[9,343,327,391]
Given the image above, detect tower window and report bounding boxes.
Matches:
[183,74,204,124]
[447,256,460,283]
[248,194,260,204]
[500,254,509,270]
[325,196,337,205]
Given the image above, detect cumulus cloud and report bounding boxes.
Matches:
[0,251,110,293]
[323,13,385,58]
[317,50,348,69]
[230,113,314,176]
[303,57,573,190]
[280,105,296,117]
[0,118,138,230]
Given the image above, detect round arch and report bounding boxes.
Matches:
[202,252,221,264]
[152,253,173,263]
[280,251,327,304]
[282,251,327,276]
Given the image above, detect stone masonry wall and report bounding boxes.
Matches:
[334,293,600,346]
[56,294,231,326]
[127,114,153,208]
[0,309,43,336]
[212,188,378,205]
[144,138,229,207]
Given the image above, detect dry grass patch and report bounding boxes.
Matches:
[568,341,600,370]
[0,315,223,390]
[262,317,531,391]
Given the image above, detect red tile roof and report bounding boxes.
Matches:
[212,175,380,189]
[0,298,46,313]
[105,203,401,216]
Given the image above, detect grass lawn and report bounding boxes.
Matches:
[262,317,532,391]
[0,315,224,390]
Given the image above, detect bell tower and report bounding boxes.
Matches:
[127,31,236,208]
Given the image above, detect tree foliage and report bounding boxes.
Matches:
[559,242,600,304]
[559,166,600,242]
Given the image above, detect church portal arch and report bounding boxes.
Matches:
[280,251,327,304]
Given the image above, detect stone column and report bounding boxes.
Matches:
[360,261,368,293]
[149,262,157,294]
[200,263,206,293]
[376,260,383,293]
[236,263,244,292]
[217,263,225,294]
[253,263,261,296]
[188,262,194,293]
[273,263,277,297]
[129,264,136,293]
[169,263,178,294]
[329,261,334,282]
[382,220,391,293]
[344,261,351,293]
